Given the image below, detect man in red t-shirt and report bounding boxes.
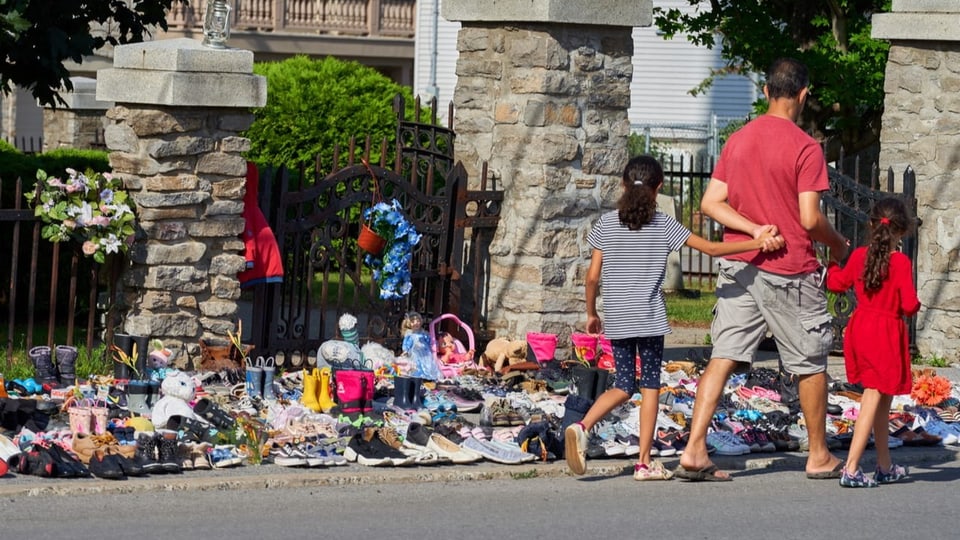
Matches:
[676,58,849,482]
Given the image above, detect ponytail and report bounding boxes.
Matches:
[618,155,662,230]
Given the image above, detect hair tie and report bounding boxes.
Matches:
[879,217,890,225]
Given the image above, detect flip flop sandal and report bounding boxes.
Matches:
[673,464,732,482]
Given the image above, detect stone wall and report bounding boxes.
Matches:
[451,22,634,341]
[102,105,253,367]
[874,1,960,359]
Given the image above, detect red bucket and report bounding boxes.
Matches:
[358,224,386,255]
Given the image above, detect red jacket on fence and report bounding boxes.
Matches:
[238,162,284,288]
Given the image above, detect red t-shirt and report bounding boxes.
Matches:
[712,115,829,275]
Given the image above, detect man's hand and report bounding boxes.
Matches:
[752,224,786,252]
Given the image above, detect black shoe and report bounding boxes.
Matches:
[167,415,219,444]
[345,429,410,466]
[135,432,164,474]
[88,450,126,480]
[156,431,182,473]
[110,448,147,477]
[193,398,236,431]
[404,422,432,447]
[46,443,90,478]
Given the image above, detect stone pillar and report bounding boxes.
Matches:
[96,38,267,367]
[443,0,652,342]
[42,77,113,151]
[873,0,960,358]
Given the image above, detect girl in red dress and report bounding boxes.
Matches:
[826,197,921,488]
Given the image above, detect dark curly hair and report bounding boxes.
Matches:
[863,197,912,294]
[618,155,662,230]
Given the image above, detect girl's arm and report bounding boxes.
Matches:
[683,226,776,257]
[585,248,603,334]
[893,253,921,316]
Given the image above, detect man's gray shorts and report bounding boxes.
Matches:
[710,259,833,376]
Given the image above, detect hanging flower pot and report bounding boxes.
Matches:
[358,223,387,255]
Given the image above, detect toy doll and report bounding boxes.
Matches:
[401,312,441,381]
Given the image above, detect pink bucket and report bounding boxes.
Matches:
[570,333,599,364]
[598,334,612,356]
[526,332,558,363]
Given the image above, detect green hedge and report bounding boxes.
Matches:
[244,55,415,175]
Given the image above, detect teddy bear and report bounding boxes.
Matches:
[150,370,198,430]
[480,337,528,372]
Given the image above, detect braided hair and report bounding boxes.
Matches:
[863,197,911,294]
[618,155,663,230]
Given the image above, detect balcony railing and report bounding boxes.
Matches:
[166,0,417,38]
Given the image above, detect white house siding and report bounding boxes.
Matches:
[413,0,461,115]
[414,0,757,129]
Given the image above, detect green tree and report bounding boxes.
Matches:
[655,1,891,159]
[244,55,415,172]
[0,0,185,107]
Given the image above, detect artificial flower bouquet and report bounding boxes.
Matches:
[362,199,421,300]
[25,168,136,264]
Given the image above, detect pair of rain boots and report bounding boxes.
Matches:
[245,356,277,401]
[28,345,78,387]
[301,367,337,413]
[392,376,425,411]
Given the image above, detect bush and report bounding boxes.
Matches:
[244,56,415,174]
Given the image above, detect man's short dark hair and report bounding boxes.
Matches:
[765,58,809,99]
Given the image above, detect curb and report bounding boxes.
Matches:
[2,446,956,498]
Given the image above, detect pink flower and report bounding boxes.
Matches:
[81,241,98,256]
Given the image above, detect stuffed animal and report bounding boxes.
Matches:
[361,341,397,373]
[481,337,528,372]
[151,370,198,429]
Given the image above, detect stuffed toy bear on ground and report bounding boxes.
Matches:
[151,370,198,429]
[480,338,528,372]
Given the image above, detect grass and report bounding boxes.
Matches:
[1,343,112,380]
[912,353,952,368]
[666,288,715,328]
[312,270,373,305]
[510,468,539,479]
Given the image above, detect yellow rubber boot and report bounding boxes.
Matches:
[317,367,337,413]
[301,368,321,412]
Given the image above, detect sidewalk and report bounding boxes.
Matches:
[2,331,958,497]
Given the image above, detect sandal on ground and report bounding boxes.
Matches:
[673,463,732,482]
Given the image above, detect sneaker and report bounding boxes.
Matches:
[874,463,908,484]
[461,436,524,464]
[633,460,674,481]
[706,431,751,456]
[270,444,309,467]
[426,433,483,464]
[208,445,244,468]
[840,468,878,488]
[652,437,678,457]
[564,422,587,475]
[344,428,413,466]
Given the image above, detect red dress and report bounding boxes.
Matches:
[826,247,920,395]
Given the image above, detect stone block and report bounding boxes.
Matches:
[443,0,652,27]
[97,68,267,108]
[872,13,960,41]
[113,38,254,73]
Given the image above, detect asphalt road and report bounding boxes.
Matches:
[2,457,957,540]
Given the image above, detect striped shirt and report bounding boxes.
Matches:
[586,210,691,339]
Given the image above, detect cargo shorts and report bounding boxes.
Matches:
[710,259,833,376]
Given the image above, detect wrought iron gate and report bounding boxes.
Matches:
[248,97,502,367]
[821,156,919,353]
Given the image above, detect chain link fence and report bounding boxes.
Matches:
[631,114,750,162]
